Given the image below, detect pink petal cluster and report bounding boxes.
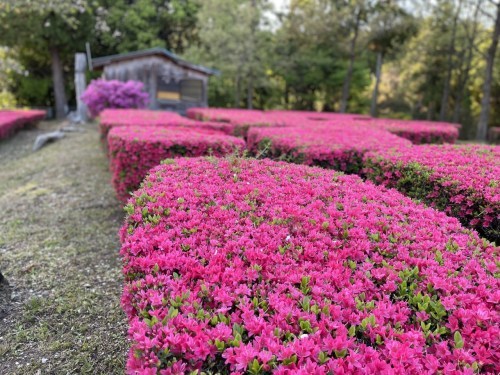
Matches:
[247,123,412,173]
[108,126,245,201]
[99,109,236,139]
[120,158,499,374]
[0,109,45,140]
[363,144,500,242]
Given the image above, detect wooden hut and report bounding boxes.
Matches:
[92,48,218,114]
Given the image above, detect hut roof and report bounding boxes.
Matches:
[92,48,219,76]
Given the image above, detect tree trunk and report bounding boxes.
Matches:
[284,82,289,109]
[247,0,257,110]
[439,0,462,121]
[370,51,383,117]
[476,2,500,141]
[340,8,362,113]
[234,74,241,108]
[247,78,253,109]
[453,0,481,124]
[50,47,67,119]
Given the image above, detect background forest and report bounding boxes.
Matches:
[0,0,499,140]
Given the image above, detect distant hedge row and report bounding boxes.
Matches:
[0,110,45,140]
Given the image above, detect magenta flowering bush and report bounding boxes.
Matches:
[0,109,45,140]
[99,109,237,140]
[186,108,284,137]
[81,79,149,118]
[187,108,459,144]
[120,158,499,374]
[108,126,245,201]
[372,119,460,144]
[363,144,500,242]
[247,124,412,173]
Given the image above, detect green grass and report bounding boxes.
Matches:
[0,121,127,374]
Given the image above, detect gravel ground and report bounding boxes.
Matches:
[0,121,127,374]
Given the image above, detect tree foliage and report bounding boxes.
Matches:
[0,0,498,140]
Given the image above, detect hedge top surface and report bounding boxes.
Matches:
[366,144,500,204]
[108,125,244,147]
[0,109,46,122]
[186,107,281,126]
[121,157,499,374]
[99,109,237,136]
[100,109,183,126]
[247,123,412,162]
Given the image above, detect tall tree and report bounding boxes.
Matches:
[188,0,270,108]
[339,0,371,113]
[0,0,95,118]
[476,0,500,141]
[95,0,200,54]
[452,0,482,124]
[368,1,417,117]
[439,0,463,121]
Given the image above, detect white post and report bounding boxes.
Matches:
[75,53,89,123]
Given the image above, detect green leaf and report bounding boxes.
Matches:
[454,331,464,349]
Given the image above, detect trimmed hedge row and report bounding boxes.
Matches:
[186,108,284,137]
[108,126,244,201]
[246,124,412,174]
[187,108,460,144]
[0,109,45,140]
[120,157,499,374]
[363,145,500,243]
[99,109,236,140]
[373,119,460,145]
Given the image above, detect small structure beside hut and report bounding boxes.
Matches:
[92,48,218,114]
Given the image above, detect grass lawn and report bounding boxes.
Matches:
[0,121,127,374]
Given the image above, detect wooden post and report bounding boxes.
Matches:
[75,53,88,122]
[149,64,158,109]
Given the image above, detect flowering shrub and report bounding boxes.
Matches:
[108,126,245,201]
[81,79,149,118]
[99,109,236,140]
[0,109,45,140]
[186,108,283,137]
[371,119,460,145]
[188,108,460,144]
[120,158,499,374]
[363,144,500,243]
[247,124,411,173]
[489,127,500,144]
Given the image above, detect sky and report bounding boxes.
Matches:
[270,0,289,12]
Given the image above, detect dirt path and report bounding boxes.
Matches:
[0,122,127,374]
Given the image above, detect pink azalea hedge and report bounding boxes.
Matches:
[108,126,244,201]
[99,109,236,140]
[363,144,500,243]
[246,124,412,173]
[371,119,460,145]
[120,158,499,374]
[186,108,283,137]
[187,108,460,144]
[0,109,45,140]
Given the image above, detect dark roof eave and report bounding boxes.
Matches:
[92,48,220,76]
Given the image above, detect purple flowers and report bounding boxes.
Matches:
[81,79,149,118]
[120,158,499,374]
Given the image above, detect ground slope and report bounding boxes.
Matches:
[0,122,127,374]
